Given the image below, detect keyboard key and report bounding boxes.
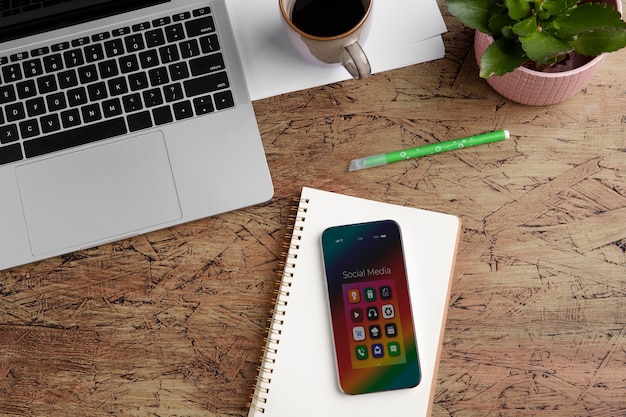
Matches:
[0,143,23,165]
[104,39,125,57]
[119,55,139,73]
[67,87,88,107]
[0,85,17,104]
[145,28,166,48]
[87,81,108,101]
[148,67,169,86]
[51,42,70,52]
[37,74,58,94]
[163,83,184,102]
[132,22,151,32]
[125,34,145,52]
[43,54,64,72]
[169,62,189,81]
[31,47,50,57]
[78,64,99,84]
[19,119,40,139]
[173,12,191,22]
[165,23,185,42]
[102,98,123,118]
[173,100,193,120]
[40,114,61,133]
[142,88,163,107]
[215,90,235,110]
[193,95,214,114]
[112,27,131,37]
[193,7,212,17]
[189,53,225,76]
[152,106,173,125]
[183,71,229,97]
[63,49,84,67]
[81,104,102,123]
[57,69,78,89]
[98,60,119,78]
[72,37,90,47]
[10,52,29,62]
[0,125,19,144]
[61,109,81,128]
[16,80,37,99]
[122,93,143,112]
[199,34,220,53]
[180,39,200,59]
[85,44,105,62]
[152,17,171,27]
[92,32,111,42]
[139,49,159,68]
[127,111,152,132]
[108,77,129,96]
[26,97,46,117]
[23,59,44,77]
[46,92,67,111]
[159,45,180,64]
[129,72,149,91]
[24,117,127,158]
[6,102,26,122]
[185,16,215,37]
[3,64,23,82]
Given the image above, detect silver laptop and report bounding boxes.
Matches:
[0,0,274,270]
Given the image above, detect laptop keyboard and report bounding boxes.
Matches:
[0,6,236,165]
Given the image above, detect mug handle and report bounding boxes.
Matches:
[343,41,371,79]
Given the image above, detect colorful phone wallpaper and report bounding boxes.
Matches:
[321,220,421,395]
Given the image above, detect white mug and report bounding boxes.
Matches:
[278,0,373,79]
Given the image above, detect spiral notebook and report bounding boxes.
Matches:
[248,187,461,416]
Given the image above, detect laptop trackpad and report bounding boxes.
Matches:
[16,132,182,256]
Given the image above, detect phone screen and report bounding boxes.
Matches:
[321,220,421,395]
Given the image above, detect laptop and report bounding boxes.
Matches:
[0,0,274,270]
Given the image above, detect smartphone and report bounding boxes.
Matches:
[321,220,421,395]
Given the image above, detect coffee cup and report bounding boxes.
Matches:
[278,0,373,79]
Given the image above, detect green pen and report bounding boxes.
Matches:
[348,130,510,171]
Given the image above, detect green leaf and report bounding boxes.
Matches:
[550,2,626,39]
[541,0,569,15]
[573,29,626,56]
[488,11,516,36]
[505,0,532,20]
[446,0,499,34]
[520,31,573,63]
[513,16,538,36]
[479,38,528,77]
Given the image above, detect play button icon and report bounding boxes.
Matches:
[351,308,363,322]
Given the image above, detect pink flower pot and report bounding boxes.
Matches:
[473,0,623,106]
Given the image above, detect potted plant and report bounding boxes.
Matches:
[446,0,626,105]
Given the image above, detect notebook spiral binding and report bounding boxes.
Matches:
[248,197,309,414]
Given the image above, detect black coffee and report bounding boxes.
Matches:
[291,0,367,37]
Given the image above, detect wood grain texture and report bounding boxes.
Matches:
[2,1,625,415]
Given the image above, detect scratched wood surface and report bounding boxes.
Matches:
[2,2,626,416]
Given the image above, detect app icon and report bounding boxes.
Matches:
[380,285,392,299]
[372,343,384,358]
[366,306,379,321]
[382,304,395,319]
[355,345,368,360]
[352,326,366,341]
[364,287,376,302]
[369,325,381,339]
[351,308,364,323]
[347,289,360,304]
[385,323,398,337]
[388,342,401,356]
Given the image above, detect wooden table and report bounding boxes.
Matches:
[2,3,625,416]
